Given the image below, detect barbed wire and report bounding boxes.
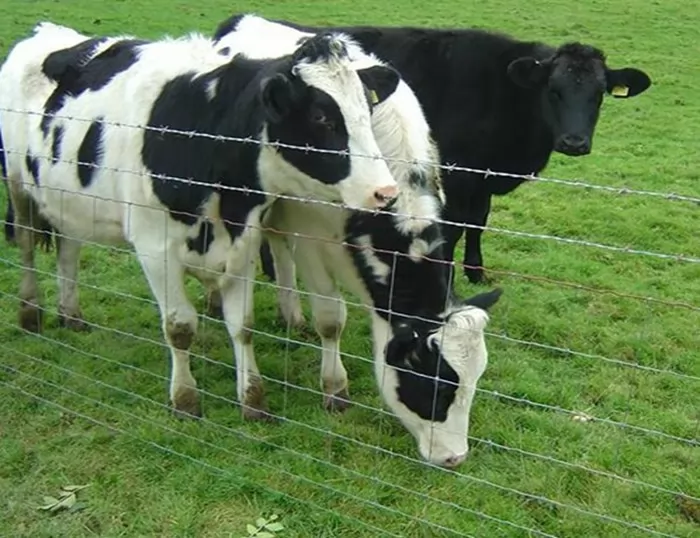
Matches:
[1,105,699,205]
[2,147,698,267]
[0,101,696,537]
[2,347,689,538]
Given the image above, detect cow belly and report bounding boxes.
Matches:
[31,184,126,244]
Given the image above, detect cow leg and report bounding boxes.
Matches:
[259,239,276,281]
[218,234,271,421]
[204,285,223,320]
[135,243,201,419]
[56,235,88,331]
[267,232,304,329]
[9,190,44,332]
[312,289,350,412]
[292,246,350,412]
[463,194,492,284]
[4,195,16,245]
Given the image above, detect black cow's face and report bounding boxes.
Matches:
[507,43,652,156]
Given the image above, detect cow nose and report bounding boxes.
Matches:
[557,134,590,156]
[372,185,399,208]
[441,452,468,468]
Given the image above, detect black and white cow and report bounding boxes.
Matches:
[0,22,404,419]
[210,15,503,467]
[216,15,653,285]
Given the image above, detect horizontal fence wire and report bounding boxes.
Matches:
[1,109,699,267]
[0,374,406,538]
[2,307,698,503]
[1,233,697,387]
[0,300,697,507]
[0,104,697,537]
[1,344,689,538]
[2,105,699,205]
[1,286,697,450]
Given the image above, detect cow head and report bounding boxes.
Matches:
[260,32,402,210]
[378,288,502,468]
[507,43,651,156]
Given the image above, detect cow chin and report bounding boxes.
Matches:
[381,380,470,468]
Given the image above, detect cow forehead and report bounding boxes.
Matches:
[295,61,370,123]
[429,307,489,374]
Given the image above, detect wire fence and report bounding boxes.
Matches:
[1,106,698,537]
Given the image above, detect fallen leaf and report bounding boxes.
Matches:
[50,493,77,512]
[39,496,61,510]
[61,484,90,493]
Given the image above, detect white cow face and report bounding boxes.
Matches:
[259,32,401,211]
[377,289,502,467]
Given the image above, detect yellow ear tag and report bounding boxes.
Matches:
[611,85,629,97]
[370,89,379,104]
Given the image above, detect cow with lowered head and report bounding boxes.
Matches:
[215,16,653,285]
[209,14,504,467]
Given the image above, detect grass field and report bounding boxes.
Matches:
[1,1,699,537]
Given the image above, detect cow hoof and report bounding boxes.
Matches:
[171,387,202,419]
[206,302,224,320]
[59,313,90,332]
[277,308,305,330]
[464,267,490,285]
[241,380,274,421]
[323,388,351,413]
[19,302,43,333]
[242,405,275,422]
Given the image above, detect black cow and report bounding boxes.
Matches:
[216,16,652,284]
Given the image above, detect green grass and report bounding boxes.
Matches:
[1,0,699,536]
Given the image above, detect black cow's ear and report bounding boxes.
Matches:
[605,67,652,98]
[507,57,549,89]
[357,65,400,106]
[385,322,419,368]
[459,287,503,311]
[261,73,294,123]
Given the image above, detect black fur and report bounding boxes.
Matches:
[51,124,65,164]
[77,119,104,187]
[41,38,146,136]
[25,152,40,185]
[224,18,651,285]
[143,32,398,243]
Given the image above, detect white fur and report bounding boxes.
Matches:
[228,15,491,467]
[0,21,401,417]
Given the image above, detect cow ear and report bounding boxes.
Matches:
[357,65,400,106]
[605,67,651,98]
[507,57,549,89]
[261,73,294,123]
[385,322,419,368]
[458,287,503,311]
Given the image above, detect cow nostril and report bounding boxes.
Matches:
[373,185,399,206]
[442,452,467,468]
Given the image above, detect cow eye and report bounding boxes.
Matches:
[310,110,335,130]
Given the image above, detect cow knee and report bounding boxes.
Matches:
[165,310,197,350]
